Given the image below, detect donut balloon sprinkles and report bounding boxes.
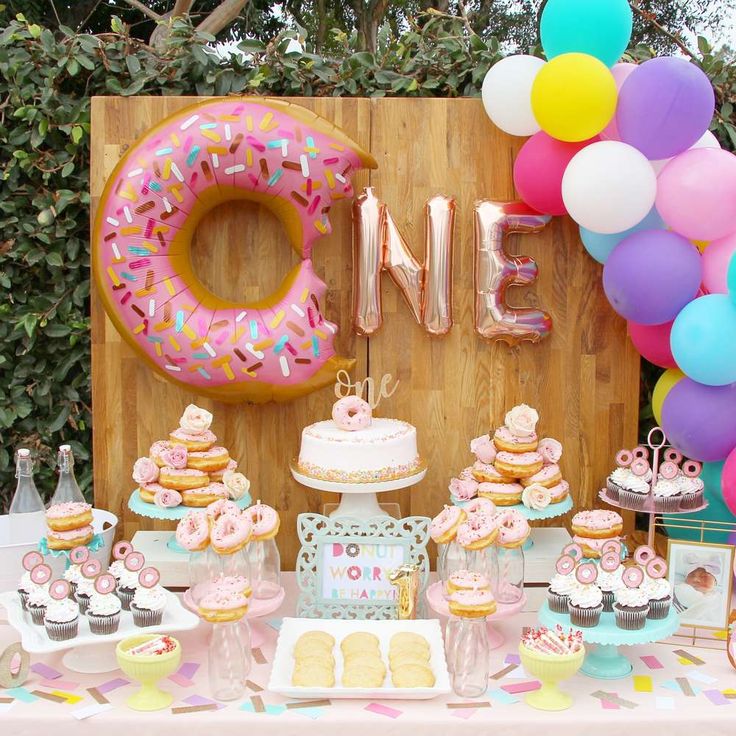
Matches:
[92,98,377,403]
[331,396,372,431]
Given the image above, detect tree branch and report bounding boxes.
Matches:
[629,0,697,60]
[196,0,249,36]
[120,0,162,22]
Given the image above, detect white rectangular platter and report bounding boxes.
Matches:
[268,617,451,700]
[0,590,199,654]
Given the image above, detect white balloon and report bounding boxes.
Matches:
[481,55,545,137]
[651,130,721,175]
[562,141,657,234]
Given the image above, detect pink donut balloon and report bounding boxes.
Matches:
[682,460,702,478]
[632,446,649,460]
[664,448,683,464]
[138,567,161,589]
[22,551,43,572]
[601,552,620,572]
[81,559,101,579]
[615,449,633,467]
[94,573,117,594]
[659,460,679,480]
[562,543,584,561]
[575,562,598,584]
[92,98,377,404]
[112,541,133,560]
[634,545,656,565]
[646,557,668,579]
[556,554,575,575]
[601,539,623,557]
[49,580,70,600]
[70,546,90,565]
[631,458,651,477]
[125,552,145,572]
[332,396,372,431]
[623,565,644,588]
[31,564,52,586]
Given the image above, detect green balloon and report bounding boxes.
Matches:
[540,0,633,67]
[664,461,732,543]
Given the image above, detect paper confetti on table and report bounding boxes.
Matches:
[662,679,701,695]
[634,675,654,692]
[169,661,200,687]
[87,688,108,704]
[703,689,731,705]
[240,701,286,716]
[501,680,541,694]
[656,696,675,711]
[447,701,491,709]
[290,707,326,720]
[6,687,38,703]
[591,691,638,709]
[32,690,67,703]
[0,697,14,703]
[30,663,62,680]
[723,689,736,698]
[674,649,705,665]
[688,670,719,685]
[675,677,696,697]
[249,695,265,713]
[183,694,224,710]
[96,678,130,694]
[490,664,517,680]
[172,704,219,714]
[41,679,79,690]
[286,699,331,709]
[504,653,521,665]
[365,702,402,718]
[49,689,83,704]
[246,680,264,692]
[72,703,114,720]
[266,618,283,631]
[252,648,268,665]
[641,655,664,670]
[487,687,520,705]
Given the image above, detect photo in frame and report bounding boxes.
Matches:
[295,513,430,619]
[667,539,735,630]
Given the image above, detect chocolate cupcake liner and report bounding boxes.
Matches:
[647,597,671,620]
[75,592,91,615]
[614,604,649,630]
[68,582,78,601]
[131,604,164,628]
[547,590,570,614]
[618,490,648,511]
[45,618,79,641]
[568,603,603,628]
[605,480,621,503]
[680,491,704,511]
[28,604,46,626]
[653,495,681,513]
[117,588,135,612]
[601,590,615,613]
[87,611,121,635]
[18,589,29,611]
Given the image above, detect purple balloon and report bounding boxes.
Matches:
[617,57,715,160]
[661,379,736,461]
[603,230,702,325]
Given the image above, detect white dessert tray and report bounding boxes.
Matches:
[268,616,451,700]
[0,589,199,671]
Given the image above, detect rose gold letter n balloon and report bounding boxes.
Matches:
[474,201,552,345]
[352,187,456,336]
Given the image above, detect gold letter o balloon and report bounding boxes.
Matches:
[92,98,376,403]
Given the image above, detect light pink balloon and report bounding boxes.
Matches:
[703,232,736,294]
[600,63,637,142]
[657,148,736,241]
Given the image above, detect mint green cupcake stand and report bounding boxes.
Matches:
[539,601,680,679]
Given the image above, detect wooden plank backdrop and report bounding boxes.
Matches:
[90,97,640,569]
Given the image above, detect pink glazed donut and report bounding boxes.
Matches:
[92,98,376,404]
[175,511,210,552]
[331,396,372,431]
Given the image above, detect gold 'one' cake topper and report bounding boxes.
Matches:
[334,369,399,410]
[389,564,421,620]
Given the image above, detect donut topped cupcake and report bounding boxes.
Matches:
[131,404,250,509]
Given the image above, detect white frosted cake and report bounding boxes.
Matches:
[296,415,423,483]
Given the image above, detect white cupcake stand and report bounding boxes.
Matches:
[290,462,426,520]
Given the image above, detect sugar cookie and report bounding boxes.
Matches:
[391,663,436,688]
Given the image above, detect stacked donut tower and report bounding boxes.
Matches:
[448,404,569,511]
[548,542,671,631]
[175,498,280,621]
[131,404,251,509]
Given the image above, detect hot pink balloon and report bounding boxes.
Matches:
[723,446,736,516]
[627,319,676,368]
[513,132,593,216]
[600,63,636,141]
[657,148,736,241]
[703,232,736,295]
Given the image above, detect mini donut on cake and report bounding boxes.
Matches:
[186,446,231,472]
[158,467,209,492]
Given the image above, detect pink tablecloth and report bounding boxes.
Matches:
[1,574,736,736]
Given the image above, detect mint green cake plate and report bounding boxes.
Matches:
[538,601,680,679]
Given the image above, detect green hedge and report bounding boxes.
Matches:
[1,13,734,508]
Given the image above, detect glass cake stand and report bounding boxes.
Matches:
[290,462,426,520]
[538,601,680,679]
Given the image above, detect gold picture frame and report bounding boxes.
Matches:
[666,538,735,631]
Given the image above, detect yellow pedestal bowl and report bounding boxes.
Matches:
[518,642,585,711]
[116,635,182,711]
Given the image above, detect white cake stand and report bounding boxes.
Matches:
[290,462,426,520]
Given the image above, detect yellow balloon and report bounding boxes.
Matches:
[531,53,617,142]
[652,368,685,426]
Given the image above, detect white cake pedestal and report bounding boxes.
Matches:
[290,464,426,520]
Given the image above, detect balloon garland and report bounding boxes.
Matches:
[93,98,376,404]
[481,0,736,488]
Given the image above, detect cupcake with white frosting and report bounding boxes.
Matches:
[567,563,603,628]
[597,565,624,613]
[613,566,650,630]
[131,584,167,628]
[676,474,705,511]
[44,597,79,641]
[652,477,681,513]
[614,470,651,510]
[87,574,122,635]
[27,585,51,625]
[547,556,579,613]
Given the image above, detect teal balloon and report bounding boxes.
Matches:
[540,0,633,67]
[664,461,734,543]
[671,294,736,386]
[728,252,736,302]
[580,207,664,264]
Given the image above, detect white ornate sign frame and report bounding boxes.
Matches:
[296,513,430,619]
